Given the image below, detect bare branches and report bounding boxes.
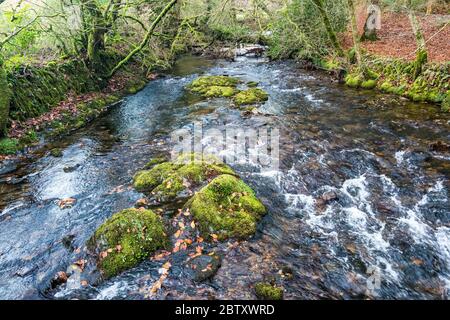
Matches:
[0,13,60,49]
[108,0,178,77]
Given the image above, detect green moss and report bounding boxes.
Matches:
[442,92,450,112]
[0,138,19,155]
[133,154,235,202]
[19,130,38,145]
[345,74,362,88]
[233,88,269,106]
[88,208,168,279]
[144,157,169,169]
[133,162,180,193]
[247,81,259,88]
[203,86,236,98]
[360,79,377,89]
[413,49,428,79]
[0,63,11,136]
[255,283,283,300]
[185,174,266,240]
[188,76,240,98]
[347,48,357,64]
[380,81,394,93]
[50,148,63,157]
[319,58,341,71]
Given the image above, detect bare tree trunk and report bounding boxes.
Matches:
[108,0,179,77]
[312,0,345,57]
[408,10,427,79]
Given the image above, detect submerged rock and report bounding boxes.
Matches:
[51,271,68,288]
[233,88,269,106]
[133,153,235,203]
[185,174,266,240]
[63,164,80,173]
[87,208,168,279]
[429,141,450,153]
[189,254,221,282]
[50,148,63,157]
[254,282,283,300]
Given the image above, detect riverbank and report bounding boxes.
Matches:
[343,56,449,107]
[0,60,152,160]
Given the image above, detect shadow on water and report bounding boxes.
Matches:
[0,55,449,299]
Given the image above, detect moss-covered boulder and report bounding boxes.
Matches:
[88,208,168,279]
[187,75,240,98]
[233,88,269,106]
[185,174,266,240]
[254,283,284,300]
[133,154,235,203]
[345,74,362,88]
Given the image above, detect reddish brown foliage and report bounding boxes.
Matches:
[342,11,450,62]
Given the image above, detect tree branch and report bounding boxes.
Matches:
[108,0,178,77]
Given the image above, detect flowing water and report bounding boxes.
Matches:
[0,55,449,300]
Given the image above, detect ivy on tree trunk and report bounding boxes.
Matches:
[408,11,428,79]
[108,0,179,78]
[0,58,11,137]
[311,0,345,57]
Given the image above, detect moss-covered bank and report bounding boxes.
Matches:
[341,56,449,109]
[0,59,148,156]
[88,208,168,279]
[6,58,103,122]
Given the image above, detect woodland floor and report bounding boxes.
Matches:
[342,11,450,62]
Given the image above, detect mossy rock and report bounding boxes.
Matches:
[88,208,168,279]
[0,138,19,155]
[246,81,259,88]
[360,79,377,89]
[188,76,240,98]
[255,283,283,300]
[133,154,235,203]
[144,157,169,169]
[203,86,236,98]
[233,88,269,106]
[345,74,362,88]
[185,174,266,240]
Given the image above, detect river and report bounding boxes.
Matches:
[0,55,449,300]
